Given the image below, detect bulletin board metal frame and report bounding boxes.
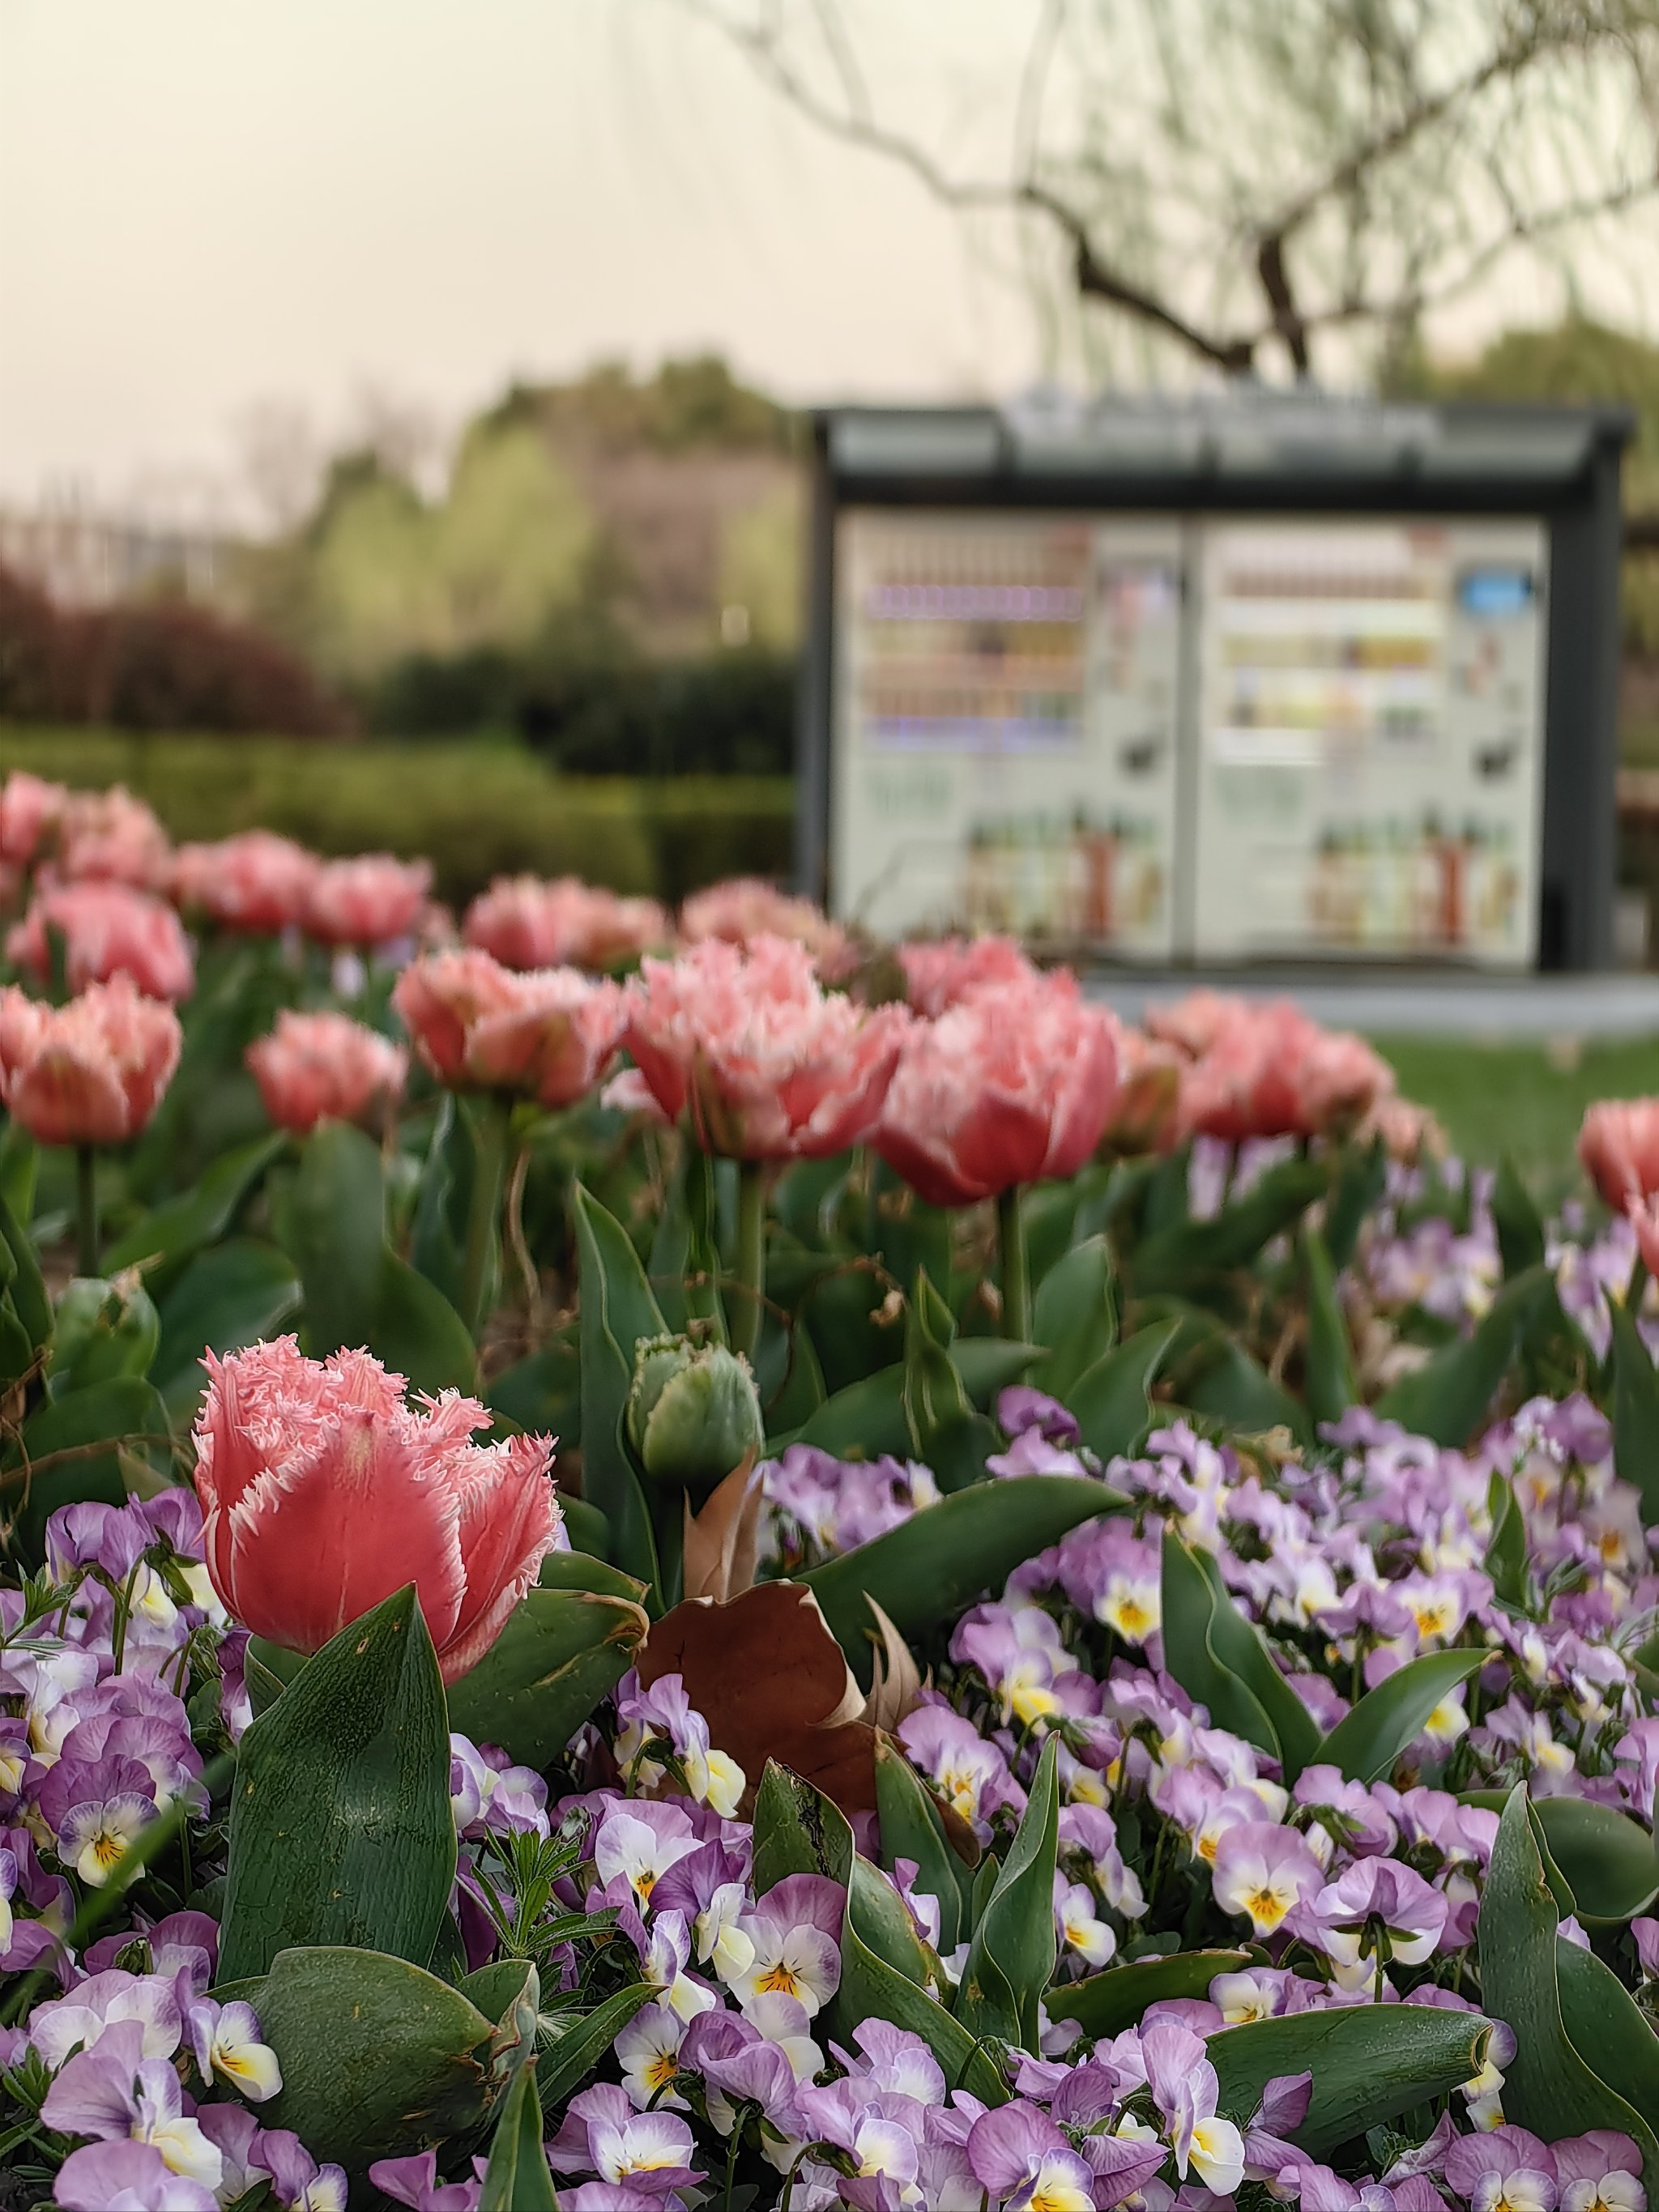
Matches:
[797,397,1631,971]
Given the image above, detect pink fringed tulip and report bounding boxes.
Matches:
[393,947,625,1107]
[55,786,171,890]
[8,881,195,1002]
[192,1338,560,1683]
[0,772,68,867]
[305,855,433,948]
[1580,1097,1659,1208]
[0,977,181,1147]
[875,972,1119,1206]
[246,1011,407,1136]
[1151,992,1392,1144]
[171,832,322,935]
[464,876,669,973]
[679,877,852,974]
[622,935,909,1160]
[898,934,1038,1016]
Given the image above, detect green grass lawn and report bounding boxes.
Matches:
[1375,1034,1659,1196]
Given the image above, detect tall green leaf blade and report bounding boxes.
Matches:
[1048,1950,1252,2039]
[1185,1337,1312,1447]
[1323,1136,1385,1272]
[751,1760,854,1894]
[1030,1236,1117,1400]
[904,1268,996,1492]
[1065,1319,1180,1462]
[1301,1227,1354,1429]
[1610,1298,1659,1523]
[104,1131,285,1288]
[1482,1470,1529,1610]
[1478,1783,1659,2175]
[1134,1155,1326,1288]
[152,1238,301,1420]
[211,1946,494,2184]
[955,1736,1060,2052]
[1316,1648,1484,1785]
[1491,1155,1546,1278]
[834,1886,1006,2106]
[373,1250,478,1396]
[443,1555,648,1770]
[874,1737,976,1955]
[8,1377,173,1563]
[1208,2005,1491,2155]
[478,2055,558,2210]
[1375,1264,1551,1446]
[1555,1937,1659,2128]
[219,1588,455,1984]
[1159,1531,1277,1763]
[573,1183,666,1598]
[280,1121,386,1357]
[803,1477,1123,1682]
[1190,1546,1322,1782]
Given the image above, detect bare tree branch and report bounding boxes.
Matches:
[670,0,1659,380]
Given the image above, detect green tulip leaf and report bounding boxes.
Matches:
[1184,1336,1312,1447]
[1375,1264,1552,1446]
[804,1476,1124,1685]
[1478,1782,1659,2172]
[211,1946,495,2182]
[1323,1136,1386,1272]
[280,1120,387,1357]
[1301,1227,1354,1429]
[152,1238,301,1421]
[477,2056,558,2212]
[1207,2004,1492,2154]
[1556,1936,1659,2132]
[1455,1794,1659,1926]
[1134,1154,1327,1288]
[219,1587,455,1984]
[1066,1319,1181,1463]
[1030,1235,1117,1400]
[783,1365,908,1457]
[1161,1528,1276,1760]
[6,1376,173,1564]
[573,1183,667,1601]
[874,1736,977,1956]
[832,1861,1006,2108]
[904,1268,998,1491]
[104,1131,285,1291]
[1491,1155,1546,1277]
[752,1758,855,1896]
[1610,1297,1659,1524]
[1316,1647,1485,1786]
[443,1553,649,1771]
[1482,1469,1529,1610]
[955,1736,1060,2053]
[373,1248,479,1397]
[1048,1950,1252,2040]
[1160,1531,1320,1775]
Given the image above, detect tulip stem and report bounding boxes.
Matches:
[731,1161,767,1362]
[998,1183,1030,1345]
[462,1096,512,1335]
[75,1146,99,1279]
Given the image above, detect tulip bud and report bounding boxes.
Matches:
[51,1271,160,1393]
[626,1332,764,1489]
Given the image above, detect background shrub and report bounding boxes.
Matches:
[0,564,347,737]
[0,726,793,908]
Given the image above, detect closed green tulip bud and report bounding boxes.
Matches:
[626,1332,764,1489]
[50,1271,160,1395]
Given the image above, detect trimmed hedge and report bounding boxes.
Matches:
[0,727,793,910]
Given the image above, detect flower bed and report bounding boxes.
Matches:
[0,774,1652,2208]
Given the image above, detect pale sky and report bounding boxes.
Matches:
[0,0,1047,520]
[0,0,1644,528]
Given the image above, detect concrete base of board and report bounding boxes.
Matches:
[1082,968,1659,1042]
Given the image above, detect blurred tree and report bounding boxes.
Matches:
[679,0,1659,383]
